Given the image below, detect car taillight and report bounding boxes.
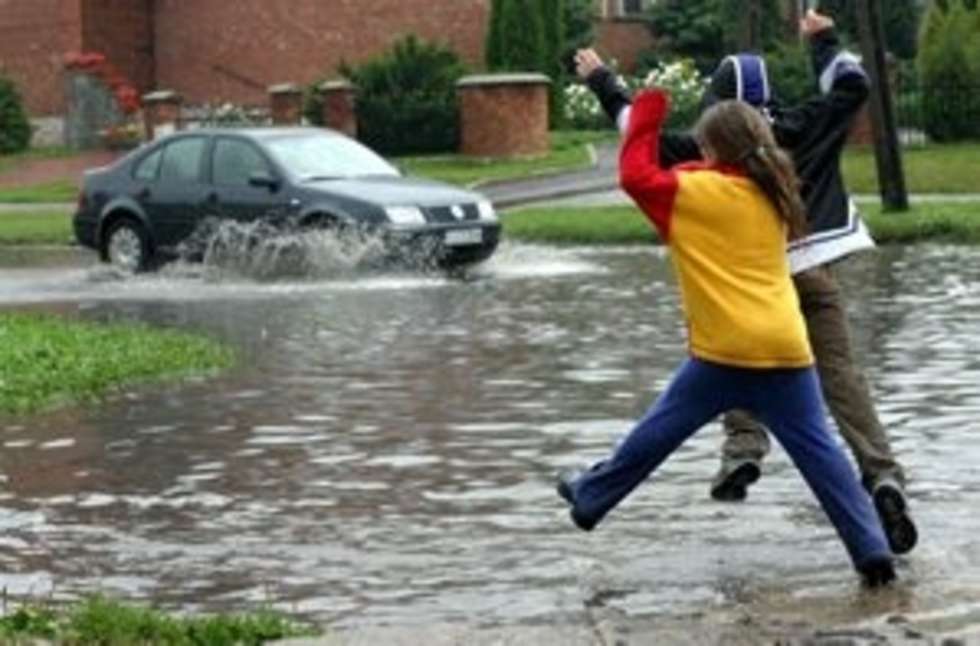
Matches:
[76,190,87,209]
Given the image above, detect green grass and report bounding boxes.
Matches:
[0,596,317,645]
[0,179,78,203]
[0,312,234,415]
[843,143,980,194]
[397,130,616,187]
[862,201,980,243]
[0,210,73,245]
[503,201,980,245]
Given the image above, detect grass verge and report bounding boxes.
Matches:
[0,312,234,415]
[843,143,980,194]
[0,179,78,203]
[0,596,317,645]
[397,130,615,187]
[503,201,980,245]
[0,211,73,245]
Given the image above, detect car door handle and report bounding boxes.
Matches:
[205,192,219,204]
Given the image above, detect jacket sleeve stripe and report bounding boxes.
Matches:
[819,51,867,94]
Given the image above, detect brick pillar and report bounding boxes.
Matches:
[142,90,183,140]
[269,83,304,125]
[318,80,357,138]
[457,73,551,157]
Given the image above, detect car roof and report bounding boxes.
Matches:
[160,127,343,141]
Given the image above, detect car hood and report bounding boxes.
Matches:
[302,176,484,207]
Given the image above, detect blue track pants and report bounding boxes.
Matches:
[567,358,892,569]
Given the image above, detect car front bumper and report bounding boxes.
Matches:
[386,223,501,268]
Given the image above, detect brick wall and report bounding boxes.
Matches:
[80,0,154,93]
[0,0,83,116]
[595,19,654,73]
[153,0,490,106]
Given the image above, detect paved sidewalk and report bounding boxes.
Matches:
[479,143,980,210]
[478,143,619,208]
[272,615,977,645]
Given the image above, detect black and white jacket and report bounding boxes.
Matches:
[587,29,874,274]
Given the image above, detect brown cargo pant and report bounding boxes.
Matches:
[720,263,905,489]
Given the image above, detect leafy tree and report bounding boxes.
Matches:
[917,0,980,141]
[540,0,567,125]
[816,0,923,59]
[645,0,783,73]
[564,0,596,54]
[0,75,31,154]
[485,0,546,71]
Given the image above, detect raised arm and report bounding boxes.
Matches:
[577,49,702,168]
[619,90,680,241]
[773,10,870,147]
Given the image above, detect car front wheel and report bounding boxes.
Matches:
[104,218,152,272]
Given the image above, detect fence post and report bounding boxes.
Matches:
[268,83,304,125]
[142,90,183,140]
[318,80,357,138]
[456,73,551,158]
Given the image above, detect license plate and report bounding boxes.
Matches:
[444,228,483,246]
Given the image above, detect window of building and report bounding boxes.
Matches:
[618,0,653,16]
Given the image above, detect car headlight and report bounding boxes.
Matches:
[384,206,427,228]
[477,200,498,222]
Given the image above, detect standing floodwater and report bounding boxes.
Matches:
[1,243,979,634]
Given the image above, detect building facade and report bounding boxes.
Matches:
[0,0,654,119]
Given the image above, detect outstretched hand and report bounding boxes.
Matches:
[800,8,834,37]
[574,48,605,80]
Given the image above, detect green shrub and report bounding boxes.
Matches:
[341,35,467,155]
[917,0,980,141]
[0,75,31,154]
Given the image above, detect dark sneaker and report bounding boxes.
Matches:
[556,472,598,532]
[872,479,918,555]
[857,556,897,588]
[710,459,761,502]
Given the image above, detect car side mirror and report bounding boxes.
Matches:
[249,171,280,191]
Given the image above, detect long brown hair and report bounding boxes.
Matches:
[695,100,807,240]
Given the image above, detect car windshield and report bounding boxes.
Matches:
[265,134,400,181]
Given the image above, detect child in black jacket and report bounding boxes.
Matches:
[576,9,918,555]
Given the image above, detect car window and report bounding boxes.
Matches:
[133,148,163,182]
[159,137,207,183]
[212,139,271,187]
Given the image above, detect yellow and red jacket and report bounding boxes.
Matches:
[620,90,813,369]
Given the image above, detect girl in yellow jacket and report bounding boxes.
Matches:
[557,91,895,586]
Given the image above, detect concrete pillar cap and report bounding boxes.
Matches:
[142,90,182,104]
[268,83,302,95]
[457,73,552,88]
[318,79,354,92]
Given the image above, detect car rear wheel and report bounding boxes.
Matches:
[105,219,152,272]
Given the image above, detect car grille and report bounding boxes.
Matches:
[423,203,479,223]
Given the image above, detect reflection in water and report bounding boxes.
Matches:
[0,244,979,633]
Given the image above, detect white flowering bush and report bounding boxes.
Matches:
[563,58,706,131]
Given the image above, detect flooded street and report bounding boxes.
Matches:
[1,242,980,637]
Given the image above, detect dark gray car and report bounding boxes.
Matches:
[73,127,501,272]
